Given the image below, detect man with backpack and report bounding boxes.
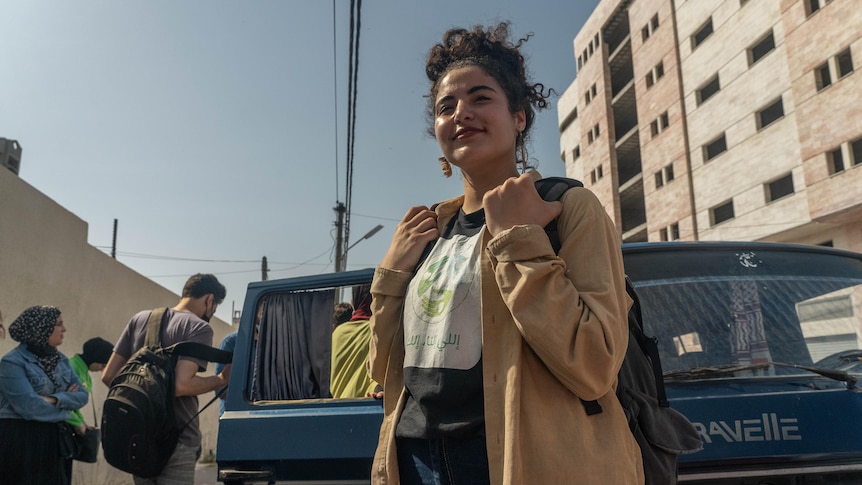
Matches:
[101,273,231,484]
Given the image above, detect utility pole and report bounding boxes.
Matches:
[261,256,269,281]
[334,202,347,272]
[111,218,118,259]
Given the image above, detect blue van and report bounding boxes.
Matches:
[217,241,862,484]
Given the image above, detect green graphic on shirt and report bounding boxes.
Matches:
[421,288,453,319]
[417,256,448,295]
[415,256,455,321]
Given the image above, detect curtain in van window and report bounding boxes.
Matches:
[253,289,334,400]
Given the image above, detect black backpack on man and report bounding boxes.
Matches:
[535,177,703,485]
[101,308,232,478]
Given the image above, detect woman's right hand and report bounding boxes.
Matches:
[379,206,438,272]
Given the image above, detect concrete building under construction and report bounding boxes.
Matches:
[558,0,862,252]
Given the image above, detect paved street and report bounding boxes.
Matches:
[195,463,218,485]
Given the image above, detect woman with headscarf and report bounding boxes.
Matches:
[0,306,88,485]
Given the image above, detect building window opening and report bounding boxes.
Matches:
[697,75,721,105]
[852,138,862,167]
[837,48,854,78]
[711,200,735,226]
[660,223,681,241]
[815,62,832,91]
[757,97,784,130]
[591,165,604,184]
[588,124,600,144]
[748,31,776,66]
[642,13,660,42]
[655,164,674,189]
[827,147,845,175]
[650,111,670,138]
[704,133,728,162]
[765,173,795,202]
[806,0,832,17]
[692,18,714,49]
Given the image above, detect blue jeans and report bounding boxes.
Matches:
[396,436,490,485]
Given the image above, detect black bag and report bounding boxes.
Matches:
[535,176,703,485]
[58,423,79,459]
[74,427,100,463]
[72,389,102,463]
[101,308,232,478]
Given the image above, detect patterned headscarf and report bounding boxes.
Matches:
[9,306,63,383]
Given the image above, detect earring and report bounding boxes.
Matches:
[517,133,528,173]
[438,157,452,178]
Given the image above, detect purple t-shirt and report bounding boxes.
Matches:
[114,308,214,447]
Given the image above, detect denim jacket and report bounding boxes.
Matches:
[0,344,88,422]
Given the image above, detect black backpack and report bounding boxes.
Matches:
[536,176,702,484]
[101,308,232,478]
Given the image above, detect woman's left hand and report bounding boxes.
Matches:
[483,173,562,236]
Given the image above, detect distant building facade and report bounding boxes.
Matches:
[0,138,22,175]
[558,0,862,252]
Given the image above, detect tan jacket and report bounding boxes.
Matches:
[368,177,643,484]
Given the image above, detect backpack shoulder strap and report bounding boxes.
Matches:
[534,177,584,254]
[535,176,584,201]
[145,307,169,348]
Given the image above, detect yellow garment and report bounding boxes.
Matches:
[368,171,643,484]
[331,319,377,398]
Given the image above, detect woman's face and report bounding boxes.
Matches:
[47,316,65,347]
[433,65,525,174]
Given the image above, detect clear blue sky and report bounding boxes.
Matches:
[1,0,599,323]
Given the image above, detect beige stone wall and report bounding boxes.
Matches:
[783,0,862,225]
[0,167,233,484]
[631,0,695,240]
[566,0,626,226]
[558,79,584,182]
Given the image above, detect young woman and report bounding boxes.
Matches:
[368,23,643,484]
[0,306,88,484]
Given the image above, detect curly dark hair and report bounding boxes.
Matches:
[425,21,551,164]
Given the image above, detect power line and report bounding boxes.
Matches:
[143,246,339,279]
[344,0,362,255]
[332,0,340,203]
[94,247,336,267]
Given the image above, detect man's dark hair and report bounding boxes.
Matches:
[182,273,226,304]
[333,302,354,329]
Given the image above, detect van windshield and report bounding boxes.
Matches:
[625,245,862,380]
